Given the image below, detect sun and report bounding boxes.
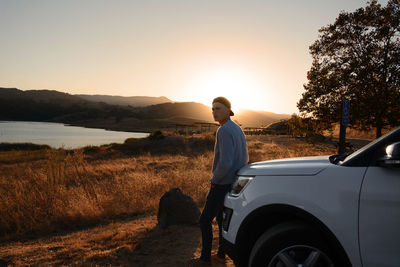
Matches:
[183,66,268,112]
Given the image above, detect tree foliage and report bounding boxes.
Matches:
[287,114,326,141]
[298,0,400,137]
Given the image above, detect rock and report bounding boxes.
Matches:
[157,188,200,229]
[0,259,9,267]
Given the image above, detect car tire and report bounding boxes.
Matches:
[248,221,337,267]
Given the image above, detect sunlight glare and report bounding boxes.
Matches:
[185,67,269,112]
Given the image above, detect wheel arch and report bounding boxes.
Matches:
[234,204,351,267]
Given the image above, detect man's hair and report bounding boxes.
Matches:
[213,96,234,116]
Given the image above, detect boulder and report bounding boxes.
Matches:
[157,188,200,229]
[0,259,9,267]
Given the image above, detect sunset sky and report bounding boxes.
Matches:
[0,0,389,114]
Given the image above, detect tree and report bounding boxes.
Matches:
[298,0,400,137]
[287,114,319,138]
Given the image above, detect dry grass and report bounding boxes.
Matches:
[0,215,158,266]
[0,150,213,240]
[328,124,395,140]
[0,134,338,241]
[247,135,337,163]
[0,215,235,266]
[0,149,49,164]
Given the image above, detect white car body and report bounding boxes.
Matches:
[222,127,400,267]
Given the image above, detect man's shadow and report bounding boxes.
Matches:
[117,224,202,267]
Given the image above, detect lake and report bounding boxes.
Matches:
[0,121,149,149]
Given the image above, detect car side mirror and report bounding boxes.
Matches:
[378,142,400,168]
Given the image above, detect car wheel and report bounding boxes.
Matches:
[248,221,336,267]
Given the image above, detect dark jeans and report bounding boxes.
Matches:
[199,183,232,262]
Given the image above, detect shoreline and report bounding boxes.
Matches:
[0,121,150,150]
[0,120,152,134]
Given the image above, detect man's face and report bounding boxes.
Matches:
[212,102,230,123]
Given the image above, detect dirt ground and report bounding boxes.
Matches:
[0,215,235,266]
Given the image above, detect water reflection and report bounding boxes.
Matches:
[0,121,149,149]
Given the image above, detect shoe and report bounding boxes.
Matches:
[188,258,211,266]
[211,254,227,264]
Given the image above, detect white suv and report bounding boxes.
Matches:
[222,127,400,267]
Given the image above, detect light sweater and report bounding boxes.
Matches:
[211,119,248,185]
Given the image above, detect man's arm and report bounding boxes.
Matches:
[211,128,234,184]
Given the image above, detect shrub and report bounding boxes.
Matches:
[148,130,165,140]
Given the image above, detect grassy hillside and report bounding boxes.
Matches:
[0,133,338,241]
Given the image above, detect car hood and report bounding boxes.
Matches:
[237,155,332,176]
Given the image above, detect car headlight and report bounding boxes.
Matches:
[230,176,254,197]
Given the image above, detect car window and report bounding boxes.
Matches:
[342,127,400,166]
[342,132,391,163]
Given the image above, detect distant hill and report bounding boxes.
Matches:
[75,94,171,107]
[0,87,290,131]
[130,102,290,127]
[137,102,214,121]
[0,87,132,122]
[0,87,89,107]
[235,110,290,127]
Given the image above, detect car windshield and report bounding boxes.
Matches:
[342,128,400,164]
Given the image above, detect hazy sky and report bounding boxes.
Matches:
[0,0,389,114]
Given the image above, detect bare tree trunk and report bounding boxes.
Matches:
[376,125,382,138]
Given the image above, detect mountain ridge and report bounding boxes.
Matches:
[0,87,290,130]
[75,94,171,107]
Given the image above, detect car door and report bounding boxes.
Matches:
[359,164,400,266]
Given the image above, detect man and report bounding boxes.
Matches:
[191,97,248,266]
